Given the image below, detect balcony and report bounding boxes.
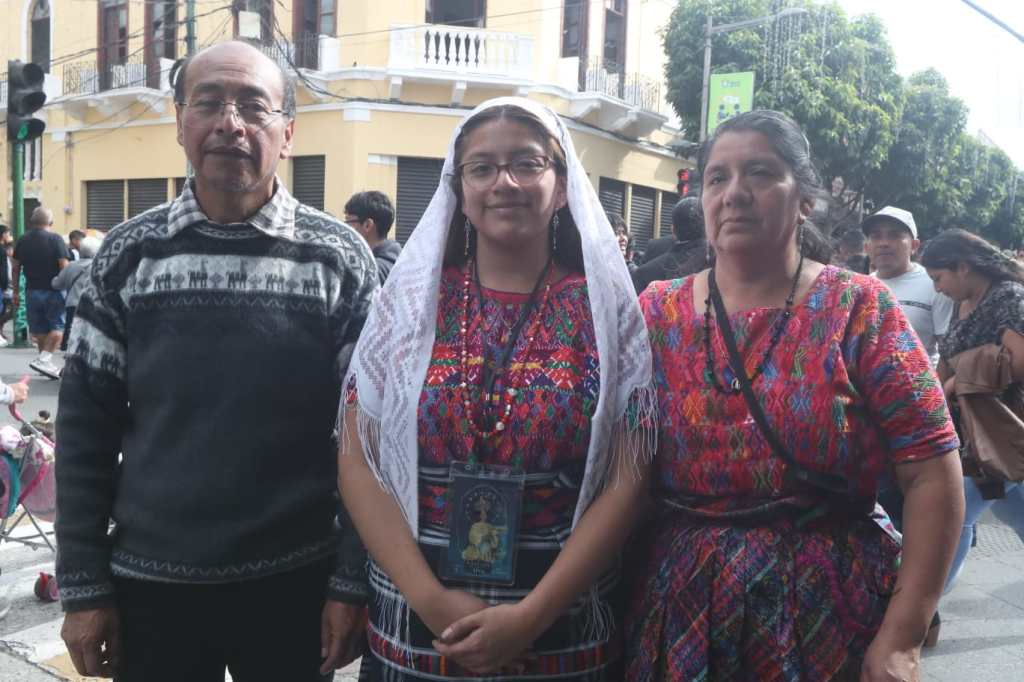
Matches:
[388,23,533,103]
[583,58,661,113]
[563,57,666,139]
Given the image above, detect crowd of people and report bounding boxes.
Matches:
[0,39,1011,681]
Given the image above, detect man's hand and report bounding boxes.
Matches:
[432,603,538,674]
[61,606,121,678]
[319,601,366,674]
[416,588,489,639]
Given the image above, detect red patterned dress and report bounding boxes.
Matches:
[625,266,958,681]
[359,266,622,681]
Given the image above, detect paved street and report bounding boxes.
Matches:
[0,345,1021,680]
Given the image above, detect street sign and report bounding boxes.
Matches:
[707,71,755,137]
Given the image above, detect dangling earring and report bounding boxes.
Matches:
[550,213,560,254]
[797,219,806,254]
[464,218,473,259]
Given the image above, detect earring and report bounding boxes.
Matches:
[463,219,473,259]
[551,213,560,254]
[797,221,806,253]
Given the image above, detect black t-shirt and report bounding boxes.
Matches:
[13,229,72,290]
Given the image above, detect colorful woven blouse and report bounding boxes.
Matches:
[625,266,958,681]
[360,266,622,681]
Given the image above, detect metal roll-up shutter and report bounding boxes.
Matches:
[128,179,169,218]
[293,156,326,211]
[660,191,678,239]
[396,157,444,245]
[175,177,188,197]
[630,185,656,256]
[86,180,125,230]
[598,177,626,222]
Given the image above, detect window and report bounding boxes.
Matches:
[30,0,51,73]
[629,185,656,256]
[603,0,627,69]
[147,1,176,88]
[396,157,444,244]
[660,191,677,239]
[561,0,586,58]
[598,177,626,222]
[294,0,335,69]
[128,179,169,218]
[86,180,126,230]
[99,0,128,90]
[426,0,485,28]
[234,0,273,43]
[292,156,326,211]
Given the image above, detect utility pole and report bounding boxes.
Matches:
[186,0,197,54]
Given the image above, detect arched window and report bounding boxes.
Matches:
[30,0,51,72]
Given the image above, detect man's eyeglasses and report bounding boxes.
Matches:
[178,99,286,128]
[456,156,553,191]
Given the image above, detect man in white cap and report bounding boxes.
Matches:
[862,206,953,367]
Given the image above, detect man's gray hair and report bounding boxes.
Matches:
[29,207,54,227]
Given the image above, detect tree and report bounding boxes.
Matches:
[864,69,969,238]
[663,0,904,222]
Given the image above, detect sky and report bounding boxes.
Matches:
[836,0,1024,167]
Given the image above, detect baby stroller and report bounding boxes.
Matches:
[0,404,56,552]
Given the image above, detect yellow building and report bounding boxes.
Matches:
[2,0,688,253]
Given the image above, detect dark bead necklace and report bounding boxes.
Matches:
[703,249,805,395]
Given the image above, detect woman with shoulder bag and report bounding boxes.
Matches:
[920,229,1024,596]
[626,110,964,681]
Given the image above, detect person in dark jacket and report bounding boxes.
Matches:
[631,197,708,293]
[345,191,402,284]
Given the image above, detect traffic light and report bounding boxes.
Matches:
[677,168,690,197]
[6,60,47,143]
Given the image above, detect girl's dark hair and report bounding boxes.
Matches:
[443,105,584,272]
[697,109,832,264]
[920,228,1024,285]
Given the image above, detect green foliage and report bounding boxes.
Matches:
[663,0,1023,247]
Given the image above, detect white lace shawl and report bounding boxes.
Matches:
[341,96,655,539]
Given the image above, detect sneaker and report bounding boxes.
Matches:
[29,358,61,380]
[0,336,8,348]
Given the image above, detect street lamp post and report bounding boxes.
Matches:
[699,7,809,141]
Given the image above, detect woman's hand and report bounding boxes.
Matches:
[416,588,490,639]
[860,634,921,682]
[9,377,29,404]
[432,603,539,674]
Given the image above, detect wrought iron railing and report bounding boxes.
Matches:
[62,57,147,97]
[583,58,661,112]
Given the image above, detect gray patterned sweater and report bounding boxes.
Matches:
[55,181,377,612]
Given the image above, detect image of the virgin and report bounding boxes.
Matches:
[461,488,506,564]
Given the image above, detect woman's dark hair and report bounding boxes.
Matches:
[920,228,1024,285]
[443,105,584,272]
[697,109,832,264]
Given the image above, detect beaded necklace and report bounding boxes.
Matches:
[458,258,553,440]
[703,248,804,395]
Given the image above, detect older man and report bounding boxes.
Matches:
[56,41,377,681]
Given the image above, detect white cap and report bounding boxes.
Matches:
[862,206,917,239]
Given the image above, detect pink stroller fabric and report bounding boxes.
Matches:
[0,424,56,522]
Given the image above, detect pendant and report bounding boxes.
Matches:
[730,377,742,393]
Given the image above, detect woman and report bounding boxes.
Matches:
[626,110,964,681]
[920,229,1024,592]
[339,97,655,680]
